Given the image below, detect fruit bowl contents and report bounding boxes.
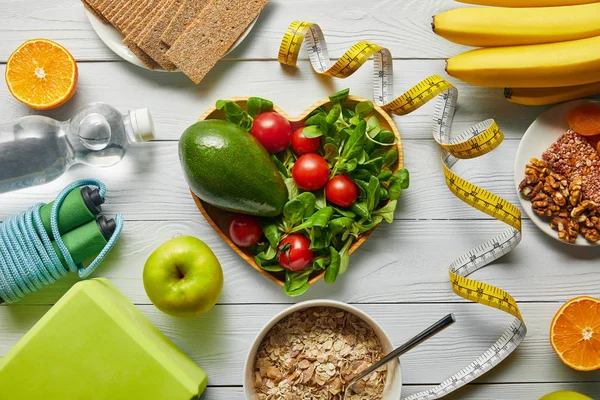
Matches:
[243,301,402,400]
[180,89,408,295]
[518,102,600,244]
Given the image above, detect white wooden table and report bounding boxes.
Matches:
[1,0,600,398]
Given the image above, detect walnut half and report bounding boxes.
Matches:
[550,217,579,244]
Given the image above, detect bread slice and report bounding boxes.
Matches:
[167,0,268,84]
[119,0,165,69]
[133,0,171,43]
[95,0,122,16]
[121,0,160,36]
[137,0,183,71]
[81,0,109,23]
[160,0,210,47]
[114,0,145,29]
[105,0,134,25]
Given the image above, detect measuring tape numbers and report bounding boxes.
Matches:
[279,21,526,400]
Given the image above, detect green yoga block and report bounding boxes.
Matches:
[0,279,208,399]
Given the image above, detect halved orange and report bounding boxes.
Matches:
[550,296,600,371]
[5,39,78,110]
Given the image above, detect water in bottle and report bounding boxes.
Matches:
[0,103,154,193]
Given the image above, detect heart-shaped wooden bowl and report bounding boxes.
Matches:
[191,95,404,287]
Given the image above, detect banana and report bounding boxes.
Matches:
[433,3,600,47]
[458,0,600,6]
[446,35,600,88]
[505,82,600,105]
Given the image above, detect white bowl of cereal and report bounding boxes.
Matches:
[244,300,402,400]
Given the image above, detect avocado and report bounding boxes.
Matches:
[179,120,287,217]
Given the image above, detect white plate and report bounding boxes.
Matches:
[84,7,258,71]
[514,99,600,246]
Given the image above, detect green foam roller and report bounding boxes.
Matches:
[40,187,104,239]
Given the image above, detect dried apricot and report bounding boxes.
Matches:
[567,103,600,137]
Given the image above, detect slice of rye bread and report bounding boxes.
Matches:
[133,0,172,43]
[120,0,160,36]
[81,0,109,23]
[137,0,183,71]
[123,0,164,40]
[95,0,121,15]
[113,0,163,69]
[96,0,123,23]
[105,0,135,25]
[85,0,122,24]
[122,0,168,69]
[167,0,269,84]
[160,0,210,47]
[114,0,145,29]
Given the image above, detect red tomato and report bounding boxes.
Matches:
[326,175,358,207]
[292,153,330,191]
[278,234,313,271]
[251,112,292,153]
[291,126,321,155]
[228,214,263,248]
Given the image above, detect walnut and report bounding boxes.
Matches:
[530,158,547,168]
[585,216,600,230]
[550,217,579,243]
[523,158,600,244]
[582,227,600,243]
[531,193,560,217]
[544,173,568,194]
[551,190,567,207]
[569,177,583,206]
[520,158,551,199]
[571,200,597,222]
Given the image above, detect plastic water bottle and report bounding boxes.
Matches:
[0,103,155,193]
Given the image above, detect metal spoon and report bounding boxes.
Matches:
[342,313,456,399]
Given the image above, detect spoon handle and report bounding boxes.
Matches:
[351,313,456,384]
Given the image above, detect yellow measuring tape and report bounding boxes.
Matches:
[279,21,525,399]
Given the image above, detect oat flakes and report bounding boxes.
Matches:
[254,307,387,400]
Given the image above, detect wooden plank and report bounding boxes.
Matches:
[0,139,522,222]
[198,383,600,399]
[2,303,599,386]
[8,219,600,305]
[0,60,551,142]
[0,0,474,62]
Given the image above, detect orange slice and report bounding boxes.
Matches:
[5,39,78,110]
[550,296,600,371]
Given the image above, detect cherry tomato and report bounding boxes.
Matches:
[291,126,321,155]
[228,214,263,248]
[292,153,330,191]
[251,111,292,153]
[278,234,313,271]
[326,175,358,207]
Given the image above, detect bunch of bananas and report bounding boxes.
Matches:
[433,0,600,105]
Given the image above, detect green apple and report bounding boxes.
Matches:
[540,391,593,400]
[143,236,223,318]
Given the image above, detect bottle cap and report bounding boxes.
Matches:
[129,109,155,142]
